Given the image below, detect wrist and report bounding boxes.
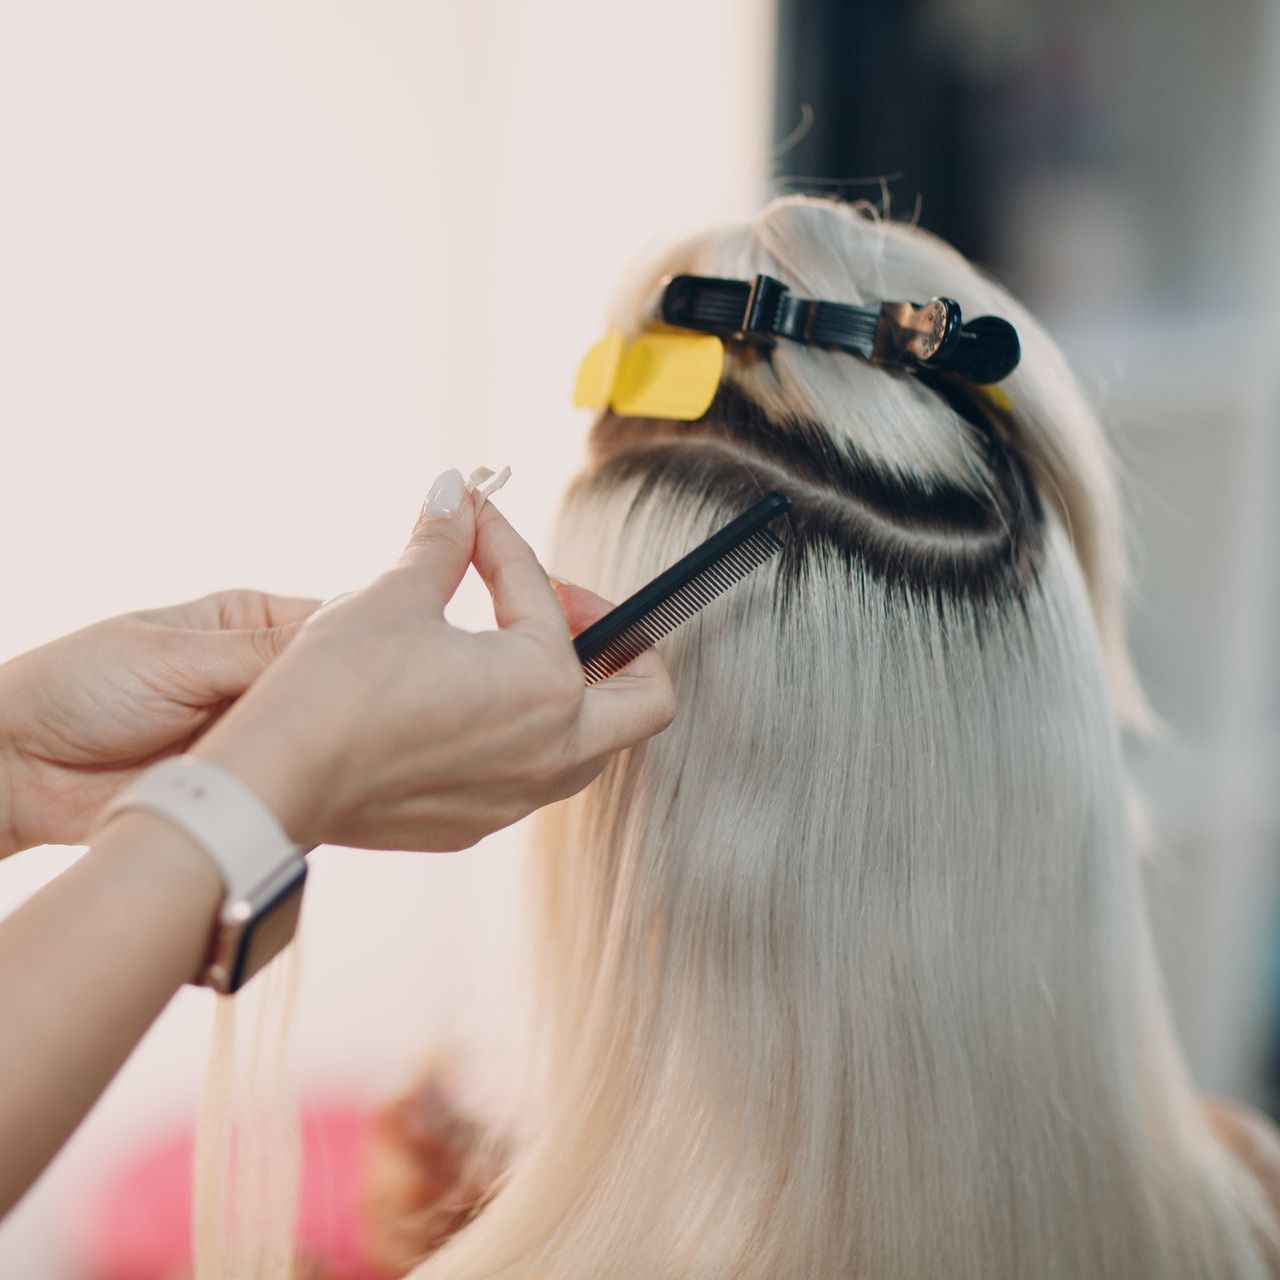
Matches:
[90,809,226,982]
[98,758,312,992]
[189,714,329,848]
[96,807,225,900]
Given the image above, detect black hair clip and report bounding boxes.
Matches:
[660,273,1020,385]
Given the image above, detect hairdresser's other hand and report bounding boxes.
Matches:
[192,470,677,851]
[0,593,320,856]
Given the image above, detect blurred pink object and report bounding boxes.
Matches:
[80,1101,384,1280]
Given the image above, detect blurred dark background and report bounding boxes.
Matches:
[775,0,1280,1113]
[776,0,1272,311]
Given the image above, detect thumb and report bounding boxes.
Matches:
[399,468,479,614]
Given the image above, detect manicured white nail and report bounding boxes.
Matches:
[424,468,466,518]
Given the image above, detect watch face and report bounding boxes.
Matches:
[207,860,308,993]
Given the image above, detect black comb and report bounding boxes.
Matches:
[574,491,791,685]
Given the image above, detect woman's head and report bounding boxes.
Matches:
[595,196,1150,728]
[411,197,1271,1278]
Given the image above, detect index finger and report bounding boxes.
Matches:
[146,590,323,631]
[471,502,571,637]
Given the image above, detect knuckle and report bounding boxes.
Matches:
[504,794,535,828]
[248,624,284,665]
[654,678,678,730]
[546,657,586,709]
[216,589,267,629]
[406,517,467,556]
[513,721,572,790]
[527,758,566,801]
[513,632,583,712]
[441,830,481,853]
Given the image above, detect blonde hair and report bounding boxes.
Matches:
[195,946,302,1280]
[397,195,1275,1278]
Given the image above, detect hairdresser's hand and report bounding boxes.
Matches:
[192,470,677,851]
[0,593,319,856]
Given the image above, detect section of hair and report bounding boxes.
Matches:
[603,196,1154,733]
[194,945,303,1280]
[583,378,1045,607]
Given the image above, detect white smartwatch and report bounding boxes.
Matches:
[101,757,311,994]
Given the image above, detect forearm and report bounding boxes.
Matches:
[0,810,222,1216]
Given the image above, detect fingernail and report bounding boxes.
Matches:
[424,468,466,518]
[547,574,579,589]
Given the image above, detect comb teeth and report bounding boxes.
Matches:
[580,527,782,685]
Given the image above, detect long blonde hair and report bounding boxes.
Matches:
[405,196,1276,1278]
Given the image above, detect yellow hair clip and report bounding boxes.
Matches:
[974,383,1014,416]
[573,329,725,422]
[573,274,1020,424]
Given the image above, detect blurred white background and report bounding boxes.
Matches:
[0,3,771,1273]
